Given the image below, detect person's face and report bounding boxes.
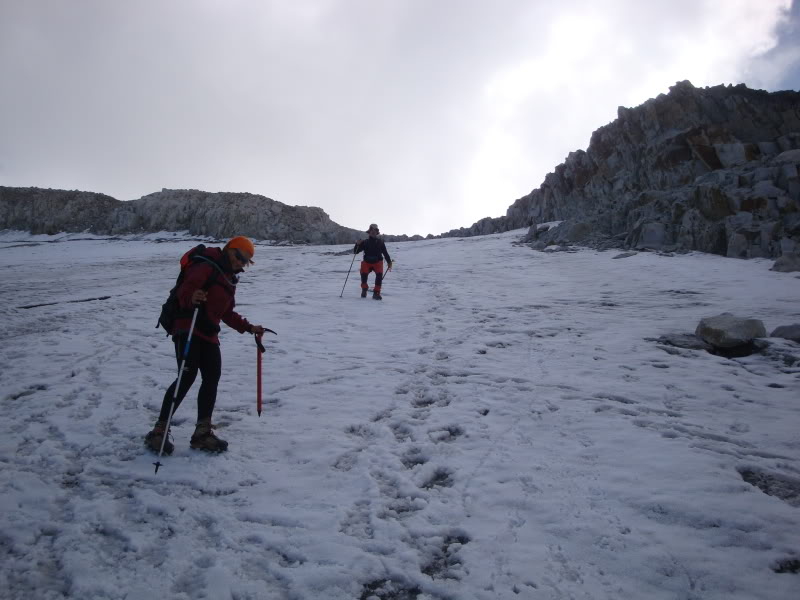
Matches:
[368,228,379,238]
[227,247,252,273]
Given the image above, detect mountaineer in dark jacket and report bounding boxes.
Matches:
[145,236,267,454]
[354,223,393,300]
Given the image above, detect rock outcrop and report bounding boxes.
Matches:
[440,216,509,238]
[0,187,367,244]
[464,81,800,258]
[0,187,425,245]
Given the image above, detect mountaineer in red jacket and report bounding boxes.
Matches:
[145,236,267,454]
[354,223,392,300]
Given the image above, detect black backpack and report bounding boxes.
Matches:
[156,244,220,335]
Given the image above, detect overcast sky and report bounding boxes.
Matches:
[1,1,799,236]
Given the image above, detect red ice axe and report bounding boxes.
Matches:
[255,329,276,416]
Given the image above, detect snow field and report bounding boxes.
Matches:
[0,229,799,599]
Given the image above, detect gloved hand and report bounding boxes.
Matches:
[353,241,360,254]
[387,261,393,270]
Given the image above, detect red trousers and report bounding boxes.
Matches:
[360,261,384,291]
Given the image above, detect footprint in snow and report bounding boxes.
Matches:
[427,425,464,443]
[420,467,455,489]
[390,421,414,442]
[400,447,429,469]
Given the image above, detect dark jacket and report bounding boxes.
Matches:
[172,247,252,344]
[355,237,392,264]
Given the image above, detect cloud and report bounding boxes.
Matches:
[0,0,796,237]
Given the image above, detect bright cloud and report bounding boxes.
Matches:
[0,0,797,236]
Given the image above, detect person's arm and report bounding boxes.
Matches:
[176,263,213,309]
[381,241,392,268]
[354,240,364,254]
[221,301,253,334]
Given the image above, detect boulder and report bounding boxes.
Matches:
[654,333,713,351]
[522,220,538,242]
[695,313,767,348]
[771,253,800,272]
[770,324,800,343]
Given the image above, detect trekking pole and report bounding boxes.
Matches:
[154,306,199,474]
[339,251,357,298]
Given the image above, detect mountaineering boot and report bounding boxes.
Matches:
[190,419,229,452]
[361,288,368,298]
[145,420,174,455]
[372,291,382,300]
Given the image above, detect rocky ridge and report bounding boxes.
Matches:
[446,81,800,259]
[0,187,425,245]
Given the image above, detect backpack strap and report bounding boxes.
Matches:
[192,255,234,289]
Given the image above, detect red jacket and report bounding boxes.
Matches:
[172,247,252,344]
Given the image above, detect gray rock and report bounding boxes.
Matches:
[696,313,767,348]
[522,220,539,242]
[770,324,800,342]
[771,253,800,272]
[775,149,800,163]
[654,333,713,351]
[612,252,638,259]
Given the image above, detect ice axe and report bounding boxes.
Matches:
[255,328,277,416]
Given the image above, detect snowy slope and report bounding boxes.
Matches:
[0,230,798,600]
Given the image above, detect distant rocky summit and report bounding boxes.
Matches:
[448,81,800,259]
[0,187,423,245]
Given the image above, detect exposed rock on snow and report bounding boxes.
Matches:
[771,323,800,343]
[695,312,767,348]
[651,333,713,352]
[771,252,800,272]
[739,467,800,507]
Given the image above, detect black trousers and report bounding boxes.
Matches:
[158,334,222,423]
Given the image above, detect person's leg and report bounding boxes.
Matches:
[196,342,222,423]
[190,340,228,451]
[146,334,200,453]
[373,262,384,292]
[359,261,370,296]
[372,262,384,299]
[157,334,200,421]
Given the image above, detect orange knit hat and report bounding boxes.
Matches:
[225,236,255,263]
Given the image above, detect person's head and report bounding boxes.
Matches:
[223,236,255,273]
[367,224,380,238]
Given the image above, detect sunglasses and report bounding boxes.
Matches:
[234,249,252,265]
